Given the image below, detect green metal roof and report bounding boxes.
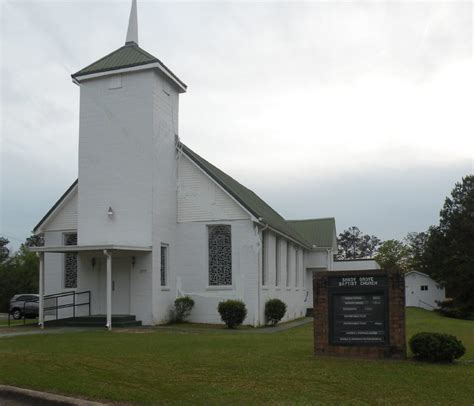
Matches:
[285,218,336,248]
[72,43,187,90]
[180,143,311,248]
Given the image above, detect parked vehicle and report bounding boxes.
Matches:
[9,294,39,320]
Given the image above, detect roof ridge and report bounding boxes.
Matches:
[133,45,159,61]
[287,217,335,222]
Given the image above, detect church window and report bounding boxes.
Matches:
[208,225,232,286]
[64,233,77,289]
[160,244,168,286]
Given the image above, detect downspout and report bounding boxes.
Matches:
[256,217,268,327]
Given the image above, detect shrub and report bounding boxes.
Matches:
[174,296,195,323]
[218,300,247,328]
[436,299,474,320]
[265,299,287,325]
[409,332,466,363]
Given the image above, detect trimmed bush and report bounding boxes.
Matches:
[409,332,465,363]
[265,299,287,326]
[218,300,247,328]
[174,296,195,323]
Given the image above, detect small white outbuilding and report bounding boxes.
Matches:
[405,271,445,310]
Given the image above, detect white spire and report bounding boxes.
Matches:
[125,0,138,45]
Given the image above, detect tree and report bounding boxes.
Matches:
[24,234,44,248]
[0,237,10,262]
[0,236,39,312]
[336,226,381,259]
[404,231,429,273]
[422,175,474,315]
[374,239,410,272]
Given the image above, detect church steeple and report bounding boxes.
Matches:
[125,0,138,45]
[71,0,186,93]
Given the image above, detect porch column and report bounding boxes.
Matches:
[104,250,112,331]
[37,252,44,329]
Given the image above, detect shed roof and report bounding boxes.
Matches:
[285,218,336,248]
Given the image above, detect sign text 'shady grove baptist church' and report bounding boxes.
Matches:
[314,271,406,359]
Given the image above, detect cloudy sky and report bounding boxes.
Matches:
[1,0,472,251]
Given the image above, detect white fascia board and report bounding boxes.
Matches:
[73,63,187,93]
[36,183,78,234]
[178,151,257,223]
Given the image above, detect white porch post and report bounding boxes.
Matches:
[37,252,45,329]
[104,250,112,330]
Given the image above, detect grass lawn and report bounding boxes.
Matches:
[0,308,472,405]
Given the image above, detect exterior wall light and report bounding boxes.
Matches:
[107,207,114,218]
[91,257,96,268]
[131,256,136,268]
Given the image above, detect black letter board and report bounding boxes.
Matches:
[328,275,389,346]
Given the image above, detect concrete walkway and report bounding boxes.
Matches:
[0,327,100,339]
[153,317,312,334]
[0,318,312,338]
[0,385,104,405]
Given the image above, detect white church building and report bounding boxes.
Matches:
[31,1,341,328]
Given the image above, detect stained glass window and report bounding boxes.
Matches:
[160,245,168,286]
[208,225,232,286]
[64,233,77,289]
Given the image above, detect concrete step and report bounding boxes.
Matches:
[45,315,141,328]
[64,320,142,328]
[69,315,137,323]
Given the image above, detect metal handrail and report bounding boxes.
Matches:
[418,299,436,310]
[8,290,91,327]
[44,291,91,322]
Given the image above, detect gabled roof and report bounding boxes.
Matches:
[71,43,187,91]
[180,143,311,248]
[285,218,336,248]
[33,180,78,233]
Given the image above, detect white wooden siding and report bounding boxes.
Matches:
[177,155,250,222]
[42,190,78,232]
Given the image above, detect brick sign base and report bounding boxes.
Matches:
[314,270,406,359]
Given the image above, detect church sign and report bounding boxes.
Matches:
[314,271,406,359]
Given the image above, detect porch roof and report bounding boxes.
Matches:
[30,244,152,253]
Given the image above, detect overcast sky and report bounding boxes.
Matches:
[1,0,472,251]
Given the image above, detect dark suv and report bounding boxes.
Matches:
[9,294,39,320]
